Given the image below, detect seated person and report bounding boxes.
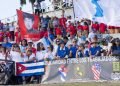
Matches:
[89,40,102,58]
[76,44,85,58]
[69,39,78,58]
[56,41,69,59]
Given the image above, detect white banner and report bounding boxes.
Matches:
[73,0,120,26]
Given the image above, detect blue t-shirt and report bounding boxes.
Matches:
[70,46,78,58]
[89,46,102,56]
[77,50,84,58]
[2,42,12,48]
[84,48,89,57]
[57,46,69,58]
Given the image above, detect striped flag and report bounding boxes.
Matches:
[16,60,45,76]
[91,63,101,80]
[58,65,68,82]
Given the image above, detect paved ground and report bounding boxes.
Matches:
[24,82,120,86]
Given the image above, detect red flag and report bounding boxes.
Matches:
[17,10,40,41]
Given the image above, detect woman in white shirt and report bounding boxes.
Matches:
[44,45,54,60]
[0,47,10,61]
[10,45,24,62]
[36,42,46,61]
[23,50,36,63]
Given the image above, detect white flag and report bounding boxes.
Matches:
[73,0,120,26]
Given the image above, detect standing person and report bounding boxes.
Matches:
[9,22,15,41]
[55,25,62,39]
[59,14,67,36]
[4,29,11,41]
[0,29,4,43]
[99,23,107,34]
[83,22,89,36]
[3,23,9,32]
[92,21,99,32]
[2,36,12,49]
[67,22,76,37]
[15,27,21,44]
[19,39,28,53]
[0,20,3,31]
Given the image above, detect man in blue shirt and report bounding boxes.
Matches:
[89,41,102,58]
[56,40,69,59]
[2,36,12,49]
[69,39,78,58]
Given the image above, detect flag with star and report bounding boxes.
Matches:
[16,61,45,76]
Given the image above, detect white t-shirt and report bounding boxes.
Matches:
[10,51,23,62]
[9,26,15,31]
[88,32,97,42]
[24,53,35,62]
[36,51,46,61]
[77,37,85,45]
[44,51,54,60]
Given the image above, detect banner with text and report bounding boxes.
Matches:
[42,57,120,84]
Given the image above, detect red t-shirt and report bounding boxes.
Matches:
[32,47,36,54]
[92,23,99,31]
[99,23,107,33]
[59,17,67,28]
[83,25,89,31]
[55,27,62,35]
[4,32,11,38]
[77,25,83,31]
[0,32,4,42]
[15,32,21,44]
[67,24,76,35]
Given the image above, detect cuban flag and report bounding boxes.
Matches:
[58,65,68,82]
[16,61,45,76]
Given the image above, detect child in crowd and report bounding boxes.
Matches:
[76,43,85,58]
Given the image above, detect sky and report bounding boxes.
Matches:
[0,0,32,23]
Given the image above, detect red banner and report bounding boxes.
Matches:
[17,10,40,41]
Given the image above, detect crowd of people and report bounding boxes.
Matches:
[0,13,120,60]
[0,11,120,84]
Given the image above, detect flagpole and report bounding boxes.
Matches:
[72,0,76,22]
